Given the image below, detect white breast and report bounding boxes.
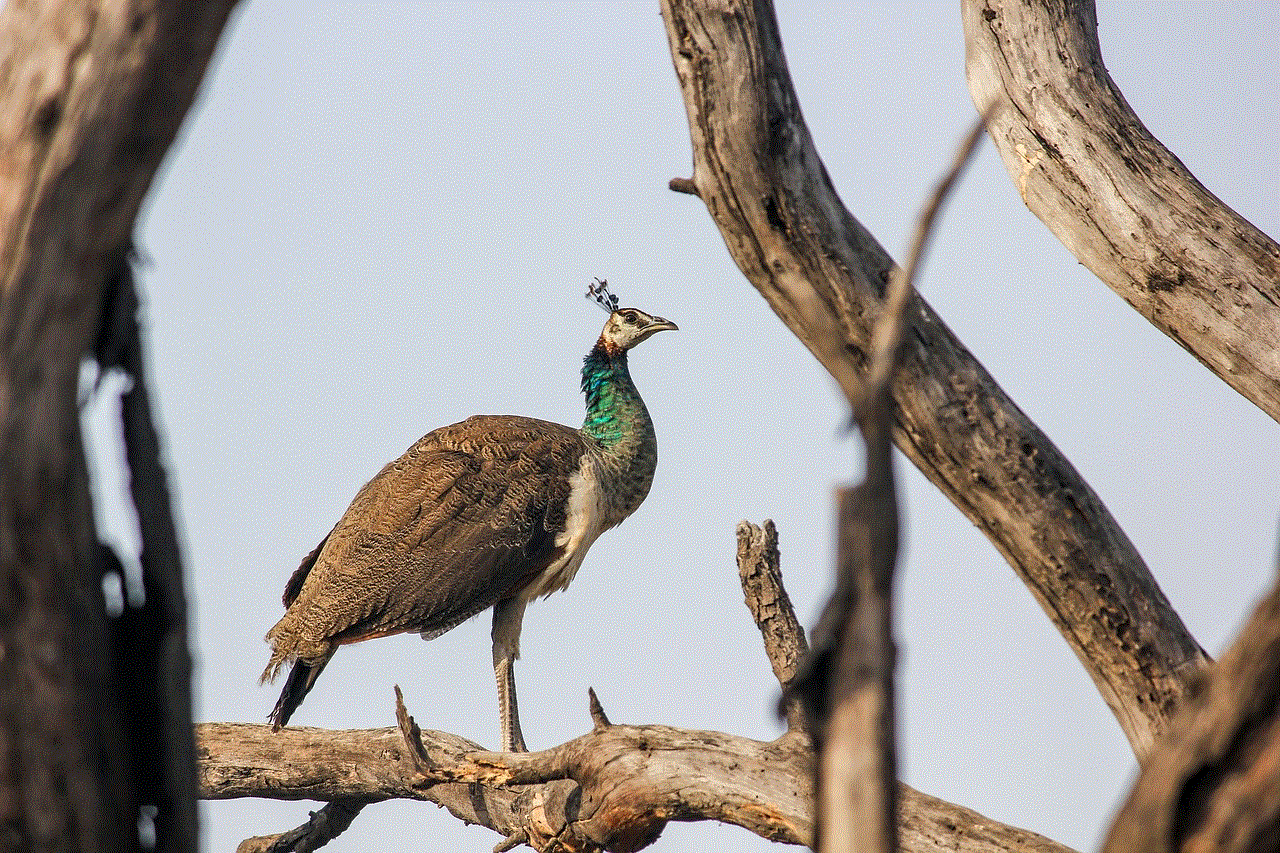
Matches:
[523,455,604,600]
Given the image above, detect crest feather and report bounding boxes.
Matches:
[586,278,620,313]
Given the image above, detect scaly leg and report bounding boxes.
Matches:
[491,597,528,752]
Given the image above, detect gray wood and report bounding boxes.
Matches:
[210,528,1080,853]
[197,715,1079,853]
[963,0,1280,423]
[659,0,1206,760]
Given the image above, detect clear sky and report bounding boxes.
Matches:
[83,2,1278,851]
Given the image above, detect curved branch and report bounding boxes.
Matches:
[659,0,1206,759]
[211,533,1076,853]
[962,0,1280,422]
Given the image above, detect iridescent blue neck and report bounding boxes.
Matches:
[580,342,642,448]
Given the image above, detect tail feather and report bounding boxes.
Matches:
[267,652,333,731]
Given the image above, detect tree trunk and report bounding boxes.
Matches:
[962,0,1280,422]
[0,2,239,850]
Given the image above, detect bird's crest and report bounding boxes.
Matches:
[586,278,620,313]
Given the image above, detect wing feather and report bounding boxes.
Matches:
[267,415,587,660]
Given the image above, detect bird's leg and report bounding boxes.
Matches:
[491,597,529,752]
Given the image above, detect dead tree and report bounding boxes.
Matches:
[198,1,1278,851]
[3,0,1276,852]
[0,3,239,851]
[963,0,1280,422]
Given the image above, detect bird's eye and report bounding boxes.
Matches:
[622,311,639,324]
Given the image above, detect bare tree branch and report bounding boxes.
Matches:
[1104,574,1280,853]
[199,714,1079,853]
[791,110,993,853]
[962,0,1280,423]
[235,801,368,853]
[659,0,1206,760]
[210,531,1079,853]
[736,519,809,733]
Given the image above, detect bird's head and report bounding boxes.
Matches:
[601,307,679,351]
[587,278,677,353]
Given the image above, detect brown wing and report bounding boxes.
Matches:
[267,415,586,661]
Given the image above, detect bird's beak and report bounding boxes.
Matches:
[647,316,679,333]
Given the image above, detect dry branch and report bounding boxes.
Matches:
[1104,576,1280,853]
[793,111,994,853]
[198,714,1079,853]
[236,801,368,853]
[209,522,1078,853]
[659,0,1206,760]
[736,519,809,733]
[963,0,1280,423]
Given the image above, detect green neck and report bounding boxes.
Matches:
[580,343,647,449]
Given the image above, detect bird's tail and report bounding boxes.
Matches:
[264,650,333,731]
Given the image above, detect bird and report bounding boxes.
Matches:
[260,279,677,751]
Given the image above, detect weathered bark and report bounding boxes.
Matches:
[962,0,1280,422]
[810,477,898,853]
[736,519,809,733]
[235,801,368,853]
[0,2,239,850]
[1103,577,1280,853]
[197,716,1079,853]
[659,0,1206,760]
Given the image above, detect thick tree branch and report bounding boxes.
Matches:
[0,3,239,849]
[199,713,1078,853]
[659,0,1206,760]
[213,528,1078,853]
[1104,574,1280,853]
[963,0,1280,423]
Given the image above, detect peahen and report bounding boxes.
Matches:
[260,279,677,751]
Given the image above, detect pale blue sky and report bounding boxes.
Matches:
[86,2,1278,850]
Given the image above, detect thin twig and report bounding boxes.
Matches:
[813,108,996,853]
[865,103,998,397]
